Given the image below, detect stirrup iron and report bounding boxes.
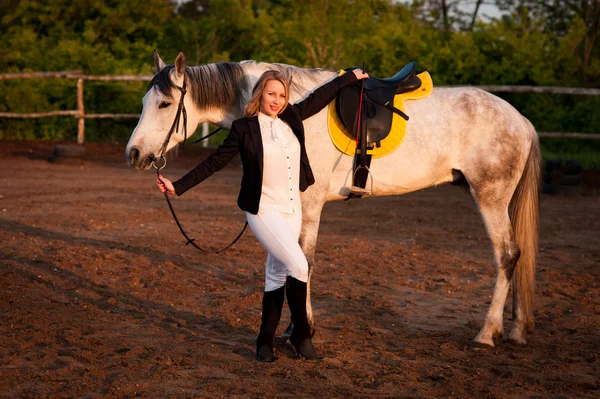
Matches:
[350,165,373,195]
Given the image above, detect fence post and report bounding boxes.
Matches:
[77,78,84,144]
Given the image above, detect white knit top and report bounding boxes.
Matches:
[257,112,302,214]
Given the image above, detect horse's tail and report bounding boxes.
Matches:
[509,132,540,332]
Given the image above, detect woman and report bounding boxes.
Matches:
[157,68,368,361]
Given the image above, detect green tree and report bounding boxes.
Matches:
[0,0,178,141]
[0,0,598,158]
[495,0,600,84]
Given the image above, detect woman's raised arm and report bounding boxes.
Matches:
[292,68,368,120]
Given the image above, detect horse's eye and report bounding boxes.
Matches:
[158,101,171,109]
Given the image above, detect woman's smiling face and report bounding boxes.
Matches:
[260,79,287,117]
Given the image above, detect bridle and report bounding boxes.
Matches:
[151,76,248,253]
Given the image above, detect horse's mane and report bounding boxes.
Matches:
[148,61,335,113]
[148,62,250,114]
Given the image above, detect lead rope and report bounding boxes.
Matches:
[159,184,248,253]
[153,77,248,254]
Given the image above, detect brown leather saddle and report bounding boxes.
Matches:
[335,62,422,146]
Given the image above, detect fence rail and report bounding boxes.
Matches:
[452,85,600,96]
[0,71,84,80]
[1,71,599,143]
[0,110,79,118]
[0,71,155,143]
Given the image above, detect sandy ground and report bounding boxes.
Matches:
[0,140,599,398]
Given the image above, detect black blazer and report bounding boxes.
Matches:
[172,71,359,215]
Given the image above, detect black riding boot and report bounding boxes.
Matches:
[256,285,285,362]
[286,277,318,360]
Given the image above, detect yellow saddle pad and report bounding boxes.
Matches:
[328,71,433,159]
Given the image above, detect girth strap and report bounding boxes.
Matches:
[348,65,373,200]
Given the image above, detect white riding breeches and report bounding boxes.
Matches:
[246,210,308,292]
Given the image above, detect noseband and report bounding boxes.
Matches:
[152,77,247,253]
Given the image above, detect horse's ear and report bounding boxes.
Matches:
[175,51,186,80]
[154,49,165,73]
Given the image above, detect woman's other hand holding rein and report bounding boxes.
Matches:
[157,173,175,195]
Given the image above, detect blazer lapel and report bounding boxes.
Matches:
[281,107,304,144]
[247,116,263,174]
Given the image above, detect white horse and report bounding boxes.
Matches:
[126,52,540,347]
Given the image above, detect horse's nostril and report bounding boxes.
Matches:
[130,147,140,162]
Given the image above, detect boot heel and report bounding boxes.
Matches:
[256,344,278,362]
[286,277,319,360]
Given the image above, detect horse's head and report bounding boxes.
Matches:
[126,51,199,170]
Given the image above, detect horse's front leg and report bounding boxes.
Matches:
[282,197,325,339]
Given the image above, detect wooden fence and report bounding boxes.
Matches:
[1,71,599,143]
[0,71,152,144]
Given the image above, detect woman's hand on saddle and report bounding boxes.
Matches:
[157,173,175,195]
[352,69,369,80]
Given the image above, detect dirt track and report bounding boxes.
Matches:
[1,140,599,398]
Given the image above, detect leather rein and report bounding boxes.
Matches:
[152,78,248,254]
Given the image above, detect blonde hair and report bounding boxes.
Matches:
[245,70,290,117]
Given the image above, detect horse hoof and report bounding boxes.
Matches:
[508,327,527,345]
[508,333,527,346]
[472,337,495,349]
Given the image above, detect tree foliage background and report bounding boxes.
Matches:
[1,0,599,163]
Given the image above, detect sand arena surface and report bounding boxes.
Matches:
[1,140,599,398]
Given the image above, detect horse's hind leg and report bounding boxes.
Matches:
[471,193,521,347]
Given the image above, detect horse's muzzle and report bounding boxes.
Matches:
[126,146,152,170]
